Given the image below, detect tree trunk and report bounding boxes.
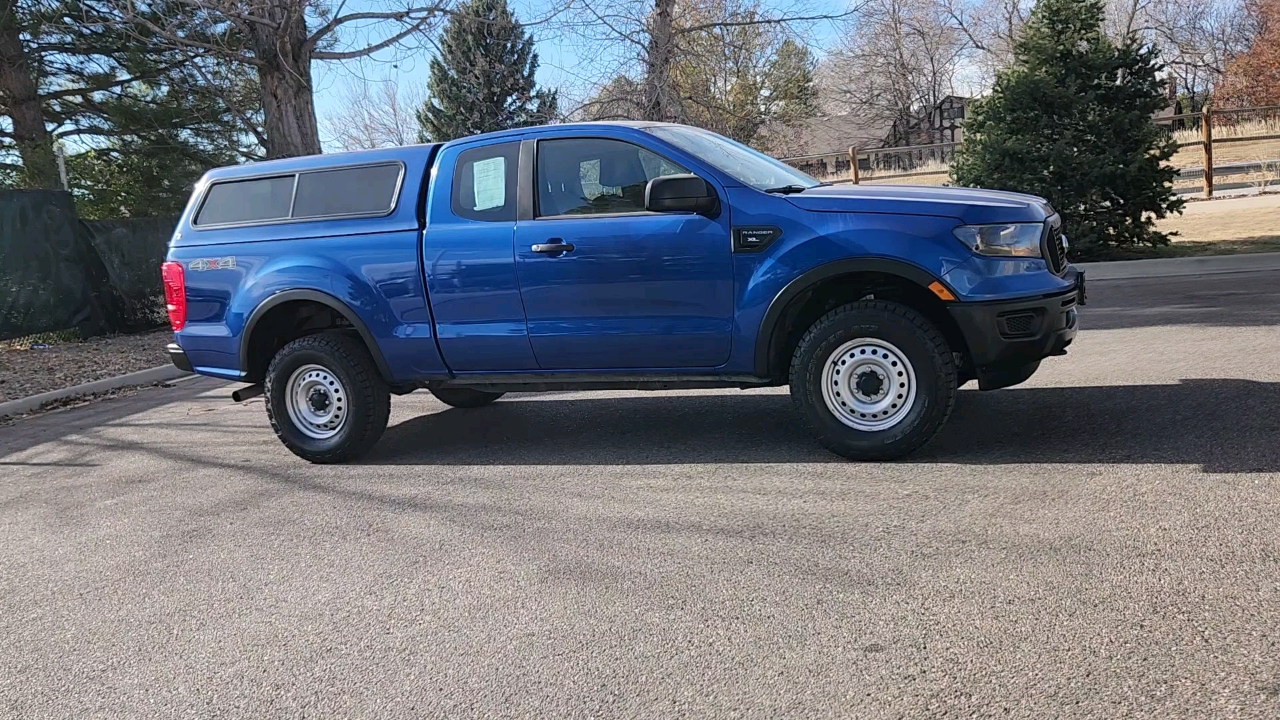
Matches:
[643,0,681,122]
[250,2,322,158]
[0,0,59,188]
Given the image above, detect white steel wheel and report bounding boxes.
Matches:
[285,363,348,440]
[820,338,918,432]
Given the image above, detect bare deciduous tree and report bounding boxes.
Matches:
[822,0,966,144]
[568,0,852,124]
[1147,0,1250,109]
[110,0,452,158]
[938,0,1030,75]
[321,75,423,151]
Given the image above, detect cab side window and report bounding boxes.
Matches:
[452,142,520,221]
[536,138,686,217]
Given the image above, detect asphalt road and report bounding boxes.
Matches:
[3,270,1280,718]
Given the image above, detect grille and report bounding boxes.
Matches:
[1043,217,1067,275]
[998,311,1040,338]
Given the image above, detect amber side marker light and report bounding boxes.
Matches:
[928,281,956,301]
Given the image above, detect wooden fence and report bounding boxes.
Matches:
[780,104,1280,198]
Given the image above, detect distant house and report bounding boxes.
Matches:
[762,115,893,177]
[890,95,969,146]
[777,90,1189,178]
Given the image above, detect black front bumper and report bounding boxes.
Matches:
[948,272,1083,389]
[167,343,193,373]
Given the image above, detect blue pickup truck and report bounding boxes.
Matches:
[161,122,1083,463]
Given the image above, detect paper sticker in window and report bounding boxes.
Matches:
[472,157,506,210]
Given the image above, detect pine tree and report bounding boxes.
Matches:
[766,38,818,125]
[417,0,558,142]
[950,0,1182,257]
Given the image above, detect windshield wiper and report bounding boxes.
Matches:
[762,182,829,194]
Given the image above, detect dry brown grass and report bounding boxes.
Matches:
[1157,193,1280,245]
[1170,138,1280,168]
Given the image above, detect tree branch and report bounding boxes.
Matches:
[312,19,436,60]
[111,7,265,67]
[183,54,269,149]
[307,3,446,48]
[676,9,861,35]
[37,60,185,102]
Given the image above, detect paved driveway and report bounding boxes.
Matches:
[3,271,1280,718]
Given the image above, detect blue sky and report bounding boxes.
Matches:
[311,0,853,136]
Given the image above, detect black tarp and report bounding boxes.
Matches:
[0,190,177,341]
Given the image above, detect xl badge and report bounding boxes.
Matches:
[189,256,236,272]
[733,226,782,253]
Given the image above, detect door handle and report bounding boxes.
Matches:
[531,239,575,255]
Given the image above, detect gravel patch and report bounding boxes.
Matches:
[0,330,172,403]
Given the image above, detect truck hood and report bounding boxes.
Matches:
[786,184,1053,225]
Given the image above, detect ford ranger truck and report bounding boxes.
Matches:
[161,122,1084,463]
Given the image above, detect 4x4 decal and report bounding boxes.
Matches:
[188,257,236,272]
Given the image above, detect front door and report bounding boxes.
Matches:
[514,137,734,370]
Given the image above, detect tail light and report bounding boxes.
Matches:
[161,261,187,331]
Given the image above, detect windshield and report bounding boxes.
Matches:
[645,125,821,192]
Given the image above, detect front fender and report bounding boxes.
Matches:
[750,256,953,377]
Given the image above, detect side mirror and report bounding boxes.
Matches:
[645,174,719,215]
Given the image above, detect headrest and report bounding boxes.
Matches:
[598,150,647,187]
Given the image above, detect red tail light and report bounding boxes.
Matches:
[161,261,187,331]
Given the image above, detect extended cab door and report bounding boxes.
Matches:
[513,135,734,370]
[422,138,539,371]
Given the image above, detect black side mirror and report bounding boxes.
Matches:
[645,174,719,215]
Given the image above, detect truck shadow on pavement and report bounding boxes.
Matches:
[367,378,1280,474]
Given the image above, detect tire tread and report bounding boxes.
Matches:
[264,331,390,463]
[788,300,956,460]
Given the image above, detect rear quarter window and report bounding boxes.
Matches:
[451,143,519,222]
[195,175,294,226]
[292,164,403,218]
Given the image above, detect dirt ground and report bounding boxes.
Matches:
[0,330,171,403]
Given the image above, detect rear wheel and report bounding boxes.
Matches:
[429,387,505,408]
[789,300,956,460]
[264,332,390,463]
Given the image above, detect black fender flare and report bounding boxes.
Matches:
[239,289,393,383]
[753,257,953,378]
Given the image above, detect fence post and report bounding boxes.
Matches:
[1202,102,1214,199]
[55,145,68,191]
[848,146,859,184]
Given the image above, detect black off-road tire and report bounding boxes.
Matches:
[264,332,390,463]
[789,300,957,461]
[429,387,506,408]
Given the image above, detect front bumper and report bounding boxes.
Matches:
[166,343,193,373]
[948,270,1083,384]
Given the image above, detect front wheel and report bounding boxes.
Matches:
[264,332,390,463]
[790,300,957,460]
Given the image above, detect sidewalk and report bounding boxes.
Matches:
[1078,251,1280,280]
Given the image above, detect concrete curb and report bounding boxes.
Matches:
[0,365,191,419]
[1077,251,1280,281]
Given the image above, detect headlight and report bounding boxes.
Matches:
[952,223,1043,257]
